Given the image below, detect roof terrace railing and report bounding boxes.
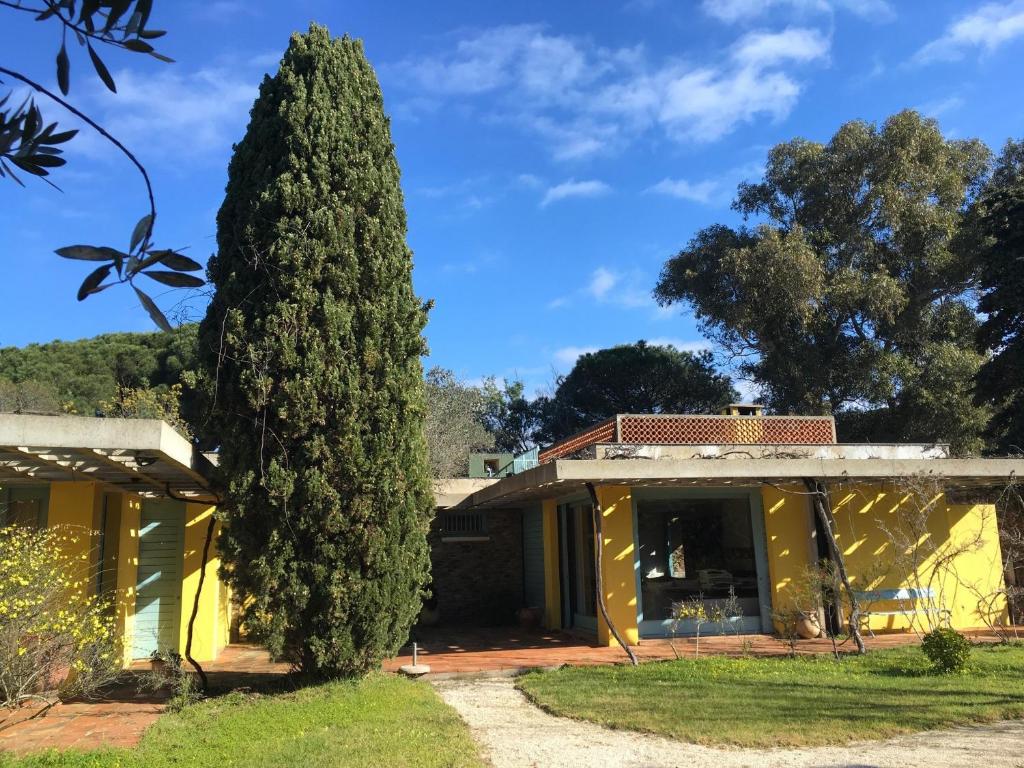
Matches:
[538,413,837,463]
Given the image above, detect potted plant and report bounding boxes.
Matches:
[149,649,183,674]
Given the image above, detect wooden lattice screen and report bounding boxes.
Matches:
[538,413,836,463]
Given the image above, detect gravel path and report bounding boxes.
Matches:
[434,676,1024,768]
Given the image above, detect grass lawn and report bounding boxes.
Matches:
[1,674,483,768]
[517,643,1024,748]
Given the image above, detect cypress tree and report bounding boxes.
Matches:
[197,25,433,677]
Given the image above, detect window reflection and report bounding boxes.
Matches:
[638,497,760,621]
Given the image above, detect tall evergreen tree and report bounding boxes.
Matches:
[537,342,738,444]
[196,25,433,677]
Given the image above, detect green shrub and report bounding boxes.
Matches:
[921,627,972,673]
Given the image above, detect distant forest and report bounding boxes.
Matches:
[0,325,198,415]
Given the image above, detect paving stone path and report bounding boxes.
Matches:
[435,676,1024,768]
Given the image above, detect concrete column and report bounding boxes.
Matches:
[594,485,639,647]
[179,504,224,662]
[760,484,815,630]
[113,493,141,667]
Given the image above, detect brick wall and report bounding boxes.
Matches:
[426,509,524,626]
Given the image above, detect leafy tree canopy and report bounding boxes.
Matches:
[655,110,992,454]
[0,324,197,414]
[481,377,542,455]
[537,341,737,444]
[424,367,493,477]
[975,140,1024,453]
[196,25,433,678]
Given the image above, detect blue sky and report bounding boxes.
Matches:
[2,0,1023,396]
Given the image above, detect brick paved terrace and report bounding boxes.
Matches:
[2,627,1020,756]
[384,625,1021,676]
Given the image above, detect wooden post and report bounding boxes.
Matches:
[803,478,866,654]
[586,483,638,666]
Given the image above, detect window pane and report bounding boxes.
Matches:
[6,498,42,528]
[576,505,596,617]
[638,497,760,622]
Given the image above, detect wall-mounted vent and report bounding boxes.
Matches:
[441,511,488,541]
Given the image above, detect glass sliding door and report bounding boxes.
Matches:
[636,490,770,636]
[558,501,598,633]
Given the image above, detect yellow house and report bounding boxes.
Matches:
[435,411,1021,644]
[0,414,230,666]
[5,409,1020,665]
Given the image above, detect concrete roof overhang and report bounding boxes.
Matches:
[0,414,218,503]
[453,457,1024,509]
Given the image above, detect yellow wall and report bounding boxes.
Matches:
[762,482,1008,633]
[179,504,227,663]
[44,485,230,666]
[113,493,141,667]
[541,498,561,630]
[594,485,639,646]
[761,483,816,619]
[47,481,102,596]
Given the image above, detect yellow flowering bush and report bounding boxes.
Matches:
[0,525,120,708]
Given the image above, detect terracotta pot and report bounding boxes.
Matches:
[796,615,822,639]
[517,606,541,629]
[150,658,167,673]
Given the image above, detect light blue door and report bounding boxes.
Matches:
[522,507,546,613]
[132,499,184,658]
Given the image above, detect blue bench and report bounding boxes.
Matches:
[852,588,951,637]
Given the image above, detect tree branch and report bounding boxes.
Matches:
[585,482,639,666]
[0,65,155,246]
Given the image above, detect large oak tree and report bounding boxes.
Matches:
[655,111,991,454]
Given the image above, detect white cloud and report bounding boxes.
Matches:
[394,24,599,99]
[914,1,1024,63]
[548,265,660,313]
[587,267,619,298]
[81,64,258,165]
[541,179,612,206]
[731,27,831,68]
[646,160,764,205]
[594,28,830,143]
[553,346,598,368]
[516,173,545,188]
[391,24,829,156]
[702,0,894,24]
[647,178,720,203]
[918,95,965,118]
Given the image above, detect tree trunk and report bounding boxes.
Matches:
[184,513,217,690]
[585,483,639,666]
[803,478,866,654]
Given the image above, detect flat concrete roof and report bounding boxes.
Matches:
[433,478,498,508]
[0,413,216,501]
[454,455,1024,509]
